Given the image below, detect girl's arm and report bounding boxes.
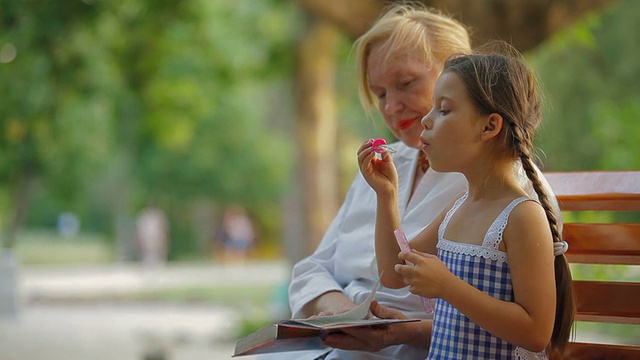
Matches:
[357,140,457,288]
[356,140,402,286]
[382,197,457,288]
[373,185,403,287]
[371,187,454,288]
[398,201,556,351]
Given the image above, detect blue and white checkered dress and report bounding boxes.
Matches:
[427,192,548,359]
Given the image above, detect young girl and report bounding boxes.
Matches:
[357,50,575,358]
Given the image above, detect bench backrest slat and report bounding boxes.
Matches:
[545,170,640,359]
[563,342,640,359]
[564,223,640,265]
[573,280,640,324]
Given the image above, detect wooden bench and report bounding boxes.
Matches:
[545,171,640,359]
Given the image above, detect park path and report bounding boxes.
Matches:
[0,261,291,360]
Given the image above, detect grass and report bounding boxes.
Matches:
[124,284,276,306]
[14,230,114,265]
[574,322,640,345]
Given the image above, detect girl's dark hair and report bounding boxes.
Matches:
[443,45,575,354]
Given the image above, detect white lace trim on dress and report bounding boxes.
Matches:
[482,196,531,250]
[515,346,547,359]
[437,238,508,263]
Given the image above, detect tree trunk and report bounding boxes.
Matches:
[424,0,616,52]
[297,0,616,52]
[0,167,34,317]
[293,14,341,259]
[1,168,37,250]
[0,249,20,317]
[294,0,384,39]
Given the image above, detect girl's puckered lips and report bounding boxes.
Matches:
[397,118,417,130]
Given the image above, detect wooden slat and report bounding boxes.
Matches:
[557,195,640,212]
[564,223,640,265]
[545,171,640,211]
[560,342,640,360]
[544,171,640,358]
[573,281,640,324]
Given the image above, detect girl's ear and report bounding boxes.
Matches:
[480,113,503,141]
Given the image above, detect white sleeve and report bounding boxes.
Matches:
[288,178,358,318]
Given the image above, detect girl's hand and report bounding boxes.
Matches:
[394,250,454,299]
[357,139,398,195]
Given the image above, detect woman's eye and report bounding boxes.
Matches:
[439,109,449,115]
[399,80,413,88]
[376,92,386,99]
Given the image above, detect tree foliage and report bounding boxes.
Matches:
[0,0,297,255]
[529,0,640,171]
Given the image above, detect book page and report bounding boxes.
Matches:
[291,279,381,327]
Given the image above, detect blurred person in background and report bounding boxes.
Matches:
[219,205,256,262]
[136,207,169,267]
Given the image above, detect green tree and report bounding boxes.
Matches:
[0,0,297,259]
[0,0,108,248]
[530,0,640,171]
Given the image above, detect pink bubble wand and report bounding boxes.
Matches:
[371,138,397,155]
[393,228,434,314]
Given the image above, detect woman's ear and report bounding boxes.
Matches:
[480,113,503,141]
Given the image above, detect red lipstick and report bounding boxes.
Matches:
[397,118,416,130]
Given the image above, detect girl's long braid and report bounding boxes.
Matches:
[509,120,575,354]
[511,126,562,243]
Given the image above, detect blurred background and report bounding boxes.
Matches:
[0,0,638,359]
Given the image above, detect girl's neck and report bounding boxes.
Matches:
[464,159,523,201]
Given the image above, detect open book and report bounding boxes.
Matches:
[233,279,421,357]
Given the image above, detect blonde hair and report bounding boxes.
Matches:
[354,3,472,115]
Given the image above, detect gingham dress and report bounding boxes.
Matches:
[427,192,548,359]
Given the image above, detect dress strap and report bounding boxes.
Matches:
[438,192,468,241]
[482,197,533,251]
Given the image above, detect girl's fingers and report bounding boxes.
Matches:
[356,138,374,154]
[399,249,435,264]
[357,142,375,163]
[409,248,432,257]
[394,263,413,275]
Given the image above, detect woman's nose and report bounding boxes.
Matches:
[384,93,404,114]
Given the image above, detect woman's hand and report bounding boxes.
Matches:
[298,291,357,319]
[357,139,398,195]
[321,301,431,350]
[307,303,357,319]
[395,250,454,299]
